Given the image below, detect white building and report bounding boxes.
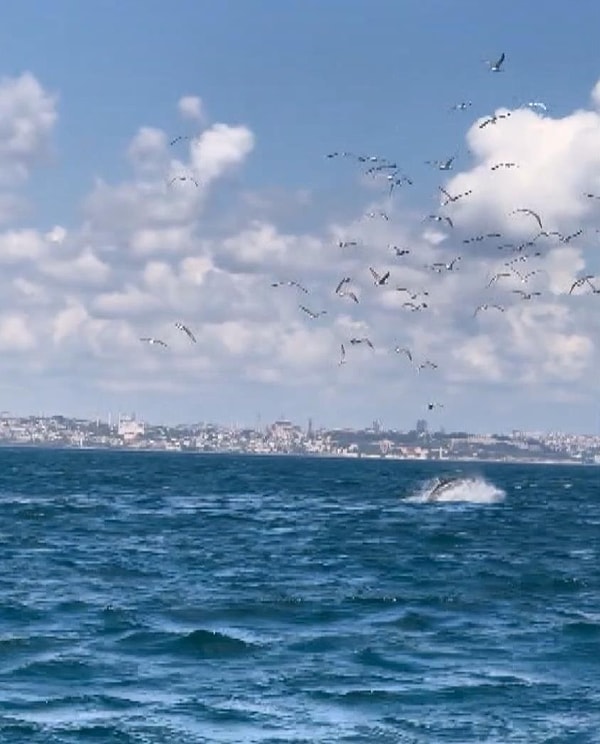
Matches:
[118,414,145,441]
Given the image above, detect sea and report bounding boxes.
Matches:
[0,447,599,743]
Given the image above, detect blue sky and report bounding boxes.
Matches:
[0,1,599,433]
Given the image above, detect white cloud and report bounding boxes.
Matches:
[127,126,168,173]
[0,78,599,430]
[0,71,57,183]
[0,313,36,351]
[0,229,47,263]
[177,95,205,123]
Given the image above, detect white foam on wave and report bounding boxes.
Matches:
[408,476,505,505]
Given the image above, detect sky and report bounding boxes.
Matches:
[0,0,600,434]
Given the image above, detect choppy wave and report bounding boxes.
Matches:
[0,449,598,742]
[408,475,506,504]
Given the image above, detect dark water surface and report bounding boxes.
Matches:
[0,448,598,742]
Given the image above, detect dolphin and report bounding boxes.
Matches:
[426,476,461,501]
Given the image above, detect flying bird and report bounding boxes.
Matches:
[431,256,461,272]
[393,346,413,362]
[369,267,391,286]
[560,229,583,243]
[485,52,506,72]
[512,290,542,300]
[168,175,199,188]
[479,112,511,128]
[299,305,327,319]
[511,208,543,231]
[350,337,375,349]
[439,187,472,205]
[491,162,518,171]
[338,344,347,366]
[272,280,309,293]
[338,289,359,303]
[425,214,454,228]
[140,337,168,348]
[450,101,472,111]
[365,210,389,221]
[487,272,512,287]
[426,156,455,171]
[568,275,595,295]
[174,322,197,343]
[473,304,505,317]
[513,268,543,283]
[524,101,548,112]
[334,277,351,294]
[427,402,444,411]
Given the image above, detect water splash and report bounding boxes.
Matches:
[408,476,505,504]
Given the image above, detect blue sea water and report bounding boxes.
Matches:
[0,448,599,743]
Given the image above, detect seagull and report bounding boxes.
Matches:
[560,229,583,243]
[168,175,199,188]
[140,337,168,348]
[369,267,391,286]
[390,245,410,256]
[568,275,595,294]
[174,322,197,343]
[512,268,542,283]
[365,163,398,175]
[388,176,413,195]
[418,360,438,371]
[487,272,512,287]
[426,156,455,171]
[524,101,548,112]
[485,52,505,72]
[427,402,444,410]
[272,280,309,293]
[350,337,374,349]
[396,287,429,300]
[431,256,461,272]
[338,344,347,366]
[479,112,511,128]
[511,208,543,231]
[365,210,389,221]
[299,305,327,319]
[334,277,351,294]
[403,301,428,311]
[169,135,195,146]
[338,240,358,248]
[512,290,541,300]
[425,214,454,228]
[450,101,472,111]
[463,232,502,244]
[439,187,472,205]
[473,304,505,317]
[491,162,518,171]
[393,346,413,362]
[338,289,359,303]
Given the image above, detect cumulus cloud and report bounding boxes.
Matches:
[177,95,205,123]
[0,71,57,183]
[1,75,600,429]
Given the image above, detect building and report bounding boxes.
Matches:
[118,414,145,441]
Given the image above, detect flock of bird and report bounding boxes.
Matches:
[141,52,598,414]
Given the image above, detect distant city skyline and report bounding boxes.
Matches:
[0,2,599,432]
[1,410,598,465]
